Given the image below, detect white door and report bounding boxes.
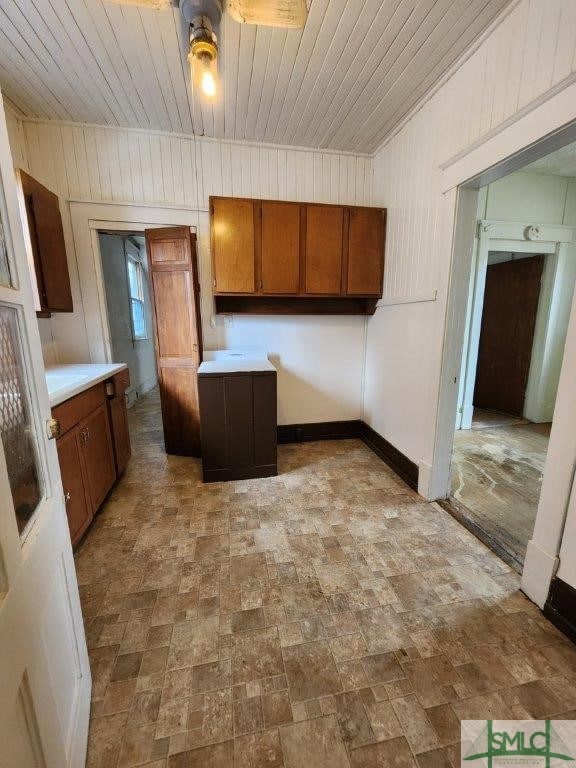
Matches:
[0,99,90,766]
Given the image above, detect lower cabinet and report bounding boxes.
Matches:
[108,369,131,475]
[53,370,130,548]
[198,370,277,482]
[56,426,92,547]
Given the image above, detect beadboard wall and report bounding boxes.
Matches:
[5,113,372,425]
[364,0,576,482]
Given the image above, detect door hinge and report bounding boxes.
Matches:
[46,418,61,440]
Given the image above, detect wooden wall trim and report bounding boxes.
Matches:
[360,423,419,491]
[277,420,363,444]
[277,419,419,491]
[544,577,576,644]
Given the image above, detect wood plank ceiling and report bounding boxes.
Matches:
[0,0,513,154]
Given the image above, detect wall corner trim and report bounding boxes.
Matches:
[521,540,559,608]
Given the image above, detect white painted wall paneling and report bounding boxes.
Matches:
[366,0,576,466]
[6,115,373,425]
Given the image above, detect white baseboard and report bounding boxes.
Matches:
[521,539,558,608]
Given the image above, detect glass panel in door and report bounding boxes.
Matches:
[0,304,42,535]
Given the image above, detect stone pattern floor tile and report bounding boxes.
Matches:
[78,389,576,768]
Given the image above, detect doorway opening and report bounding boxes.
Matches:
[98,230,164,454]
[99,232,159,408]
[92,223,203,458]
[444,150,576,571]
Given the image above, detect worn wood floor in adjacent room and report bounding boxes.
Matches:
[76,391,576,768]
[451,410,551,565]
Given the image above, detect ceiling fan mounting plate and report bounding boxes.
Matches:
[225,0,307,28]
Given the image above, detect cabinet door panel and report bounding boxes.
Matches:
[56,427,92,547]
[212,198,255,293]
[305,206,344,295]
[19,170,72,312]
[253,374,277,468]
[261,202,300,294]
[347,208,385,295]
[80,403,116,511]
[109,394,131,476]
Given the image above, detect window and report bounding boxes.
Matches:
[127,255,148,341]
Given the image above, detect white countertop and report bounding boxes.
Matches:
[198,349,276,375]
[46,363,128,407]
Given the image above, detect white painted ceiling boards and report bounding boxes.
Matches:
[0,0,512,153]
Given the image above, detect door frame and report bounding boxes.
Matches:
[456,220,574,430]
[0,100,91,766]
[429,86,576,606]
[69,202,209,365]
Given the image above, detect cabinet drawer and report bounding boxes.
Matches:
[52,382,107,437]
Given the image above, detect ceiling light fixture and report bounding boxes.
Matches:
[181,0,222,100]
[188,14,219,98]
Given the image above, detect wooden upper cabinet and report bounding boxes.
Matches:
[305,205,344,295]
[346,208,386,296]
[211,197,255,293]
[260,201,301,294]
[210,196,385,313]
[17,169,73,313]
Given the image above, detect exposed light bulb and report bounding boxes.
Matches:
[188,15,219,101]
[201,70,216,98]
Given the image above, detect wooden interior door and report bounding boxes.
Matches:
[146,226,203,456]
[260,201,301,294]
[347,208,385,295]
[305,205,344,294]
[0,101,91,768]
[211,197,255,293]
[474,255,544,416]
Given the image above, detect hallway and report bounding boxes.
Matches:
[77,392,576,768]
[451,409,551,567]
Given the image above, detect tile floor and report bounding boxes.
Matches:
[77,390,576,768]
